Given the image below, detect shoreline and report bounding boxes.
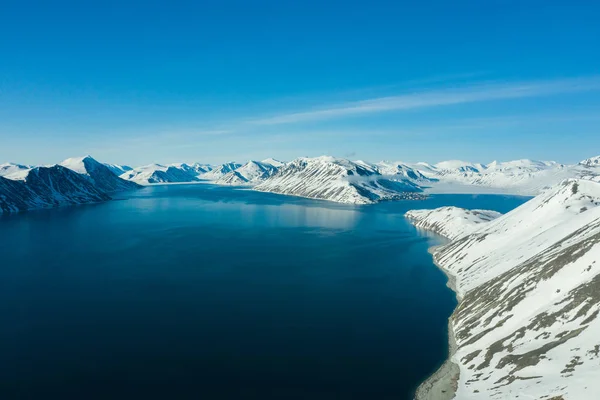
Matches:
[414,245,461,400]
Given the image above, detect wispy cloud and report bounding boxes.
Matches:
[248,76,600,125]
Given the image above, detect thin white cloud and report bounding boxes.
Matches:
[248,76,600,125]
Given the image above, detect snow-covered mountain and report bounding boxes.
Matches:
[61,156,140,192]
[254,156,424,204]
[580,156,600,168]
[103,163,133,176]
[0,165,111,213]
[215,161,278,186]
[201,162,242,180]
[0,163,32,179]
[190,162,213,174]
[120,163,199,184]
[214,171,249,185]
[261,158,285,168]
[374,161,436,182]
[414,157,599,195]
[406,207,501,240]
[409,179,600,400]
[434,160,487,173]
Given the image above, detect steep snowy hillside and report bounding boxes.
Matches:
[103,163,132,176]
[406,207,501,240]
[0,166,111,213]
[120,163,199,184]
[61,156,140,192]
[254,156,424,204]
[409,179,600,400]
[201,162,242,180]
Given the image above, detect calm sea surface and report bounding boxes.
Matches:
[0,184,528,399]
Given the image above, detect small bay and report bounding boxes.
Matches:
[0,184,528,399]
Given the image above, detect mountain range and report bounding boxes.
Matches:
[1,154,600,212]
[0,156,140,213]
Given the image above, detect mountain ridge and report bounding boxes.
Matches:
[408,179,600,400]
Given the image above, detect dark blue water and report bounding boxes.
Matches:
[0,185,528,400]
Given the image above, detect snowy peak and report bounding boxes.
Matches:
[0,162,32,179]
[435,160,485,172]
[60,155,140,192]
[580,155,600,167]
[0,165,111,213]
[191,163,213,174]
[376,161,436,181]
[120,163,199,184]
[261,158,285,168]
[255,156,424,204]
[201,162,242,180]
[60,155,96,174]
[236,161,278,182]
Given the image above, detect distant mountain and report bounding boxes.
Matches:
[215,161,278,186]
[409,179,600,400]
[120,163,199,184]
[215,171,249,185]
[580,155,600,168]
[103,163,133,176]
[254,156,423,204]
[61,156,141,192]
[413,157,599,195]
[190,163,213,174]
[201,162,242,180]
[374,161,436,181]
[261,158,285,168]
[0,165,110,213]
[434,160,486,173]
[0,163,32,179]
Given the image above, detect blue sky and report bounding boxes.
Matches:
[1,0,600,166]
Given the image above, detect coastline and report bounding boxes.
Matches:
[414,245,461,400]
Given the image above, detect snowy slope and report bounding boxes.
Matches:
[191,163,213,174]
[405,207,501,240]
[214,160,278,186]
[120,163,199,184]
[215,171,249,185]
[201,162,242,180]
[435,160,486,173]
[61,156,140,192]
[408,179,600,400]
[229,161,278,184]
[375,161,437,182]
[103,163,132,176]
[0,163,32,179]
[261,158,285,168]
[0,166,111,213]
[580,156,600,168]
[254,156,424,204]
